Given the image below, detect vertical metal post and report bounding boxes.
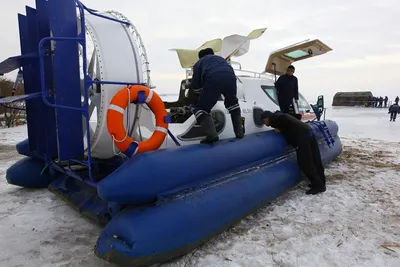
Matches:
[18,12,38,152]
[36,0,59,159]
[47,0,84,161]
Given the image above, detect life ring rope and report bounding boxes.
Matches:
[109,87,131,145]
[107,85,169,157]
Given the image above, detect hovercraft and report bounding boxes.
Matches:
[0,1,342,266]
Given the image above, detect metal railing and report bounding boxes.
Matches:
[184,62,275,81]
[230,61,275,80]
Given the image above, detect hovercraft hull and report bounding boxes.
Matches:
[97,120,339,206]
[94,132,341,266]
[6,120,342,266]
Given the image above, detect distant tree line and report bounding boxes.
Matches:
[0,77,26,128]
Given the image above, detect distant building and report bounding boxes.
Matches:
[332,91,373,107]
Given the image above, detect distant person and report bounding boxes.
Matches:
[261,110,326,195]
[275,65,298,113]
[189,48,244,144]
[395,96,399,104]
[388,102,399,122]
[379,96,383,107]
[369,96,374,107]
[384,96,388,108]
[371,96,376,107]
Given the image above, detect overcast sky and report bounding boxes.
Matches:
[1,0,399,103]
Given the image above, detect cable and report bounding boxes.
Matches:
[111,87,131,155]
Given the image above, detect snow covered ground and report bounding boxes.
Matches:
[0,107,399,267]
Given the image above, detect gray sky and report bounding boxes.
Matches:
[1,0,399,103]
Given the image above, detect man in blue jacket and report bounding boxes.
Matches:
[189,48,244,144]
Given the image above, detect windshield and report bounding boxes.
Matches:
[261,85,312,111]
[298,95,312,110]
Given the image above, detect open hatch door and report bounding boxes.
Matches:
[264,39,332,75]
[170,28,266,69]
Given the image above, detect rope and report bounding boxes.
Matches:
[128,100,140,137]
[40,163,50,175]
[112,87,131,156]
[168,129,181,146]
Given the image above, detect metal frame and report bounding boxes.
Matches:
[0,0,179,187]
[0,1,147,186]
[41,1,147,184]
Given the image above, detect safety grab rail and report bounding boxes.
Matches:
[234,69,274,79]
[38,34,96,182]
[184,67,274,80]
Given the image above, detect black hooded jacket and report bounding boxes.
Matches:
[389,103,400,113]
[275,74,299,105]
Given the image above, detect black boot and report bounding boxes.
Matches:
[230,110,244,139]
[306,186,326,195]
[199,114,219,144]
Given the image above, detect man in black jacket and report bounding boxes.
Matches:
[388,101,399,122]
[275,65,298,113]
[261,110,326,195]
[189,48,244,143]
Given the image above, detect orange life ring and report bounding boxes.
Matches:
[107,85,169,157]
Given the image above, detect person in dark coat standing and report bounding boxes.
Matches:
[261,110,326,195]
[371,96,376,107]
[275,65,298,113]
[395,96,399,104]
[189,48,244,144]
[388,101,399,122]
[379,96,383,107]
[384,96,388,108]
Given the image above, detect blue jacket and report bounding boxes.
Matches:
[189,55,235,92]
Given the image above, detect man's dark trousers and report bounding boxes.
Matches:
[193,73,240,119]
[296,134,326,188]
[390,112,397,121]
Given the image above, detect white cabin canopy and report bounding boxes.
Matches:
[170,28,267,69]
